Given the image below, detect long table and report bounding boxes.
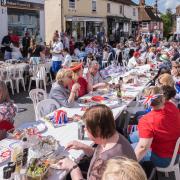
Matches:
[0,65,155,179]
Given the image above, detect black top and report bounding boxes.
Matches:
[28,45,45,57]
[1,35,11,52]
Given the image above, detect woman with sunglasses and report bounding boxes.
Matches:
[49,69,80,108]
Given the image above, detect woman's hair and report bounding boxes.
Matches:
[162,85,176,101]
[0,81,10,103]
[82,104,116,139]
[144,86,164,107]
[158,73,174,87]
[102,157,147,180]
[56,69,73,84]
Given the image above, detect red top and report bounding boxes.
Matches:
[138,101,180,158]
[71,77,88,97]
[152,37,158,44]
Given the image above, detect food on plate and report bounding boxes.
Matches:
[91,96,105,102]
[0,146,11,164]
[26,158,49,179]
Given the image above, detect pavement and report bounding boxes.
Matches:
[10,84,176,180]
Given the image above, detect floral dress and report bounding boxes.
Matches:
[0,102,17,124]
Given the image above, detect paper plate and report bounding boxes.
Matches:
[91,96,105,102]
[0,146,11,164]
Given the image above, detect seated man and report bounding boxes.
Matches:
[127,51,141,69]
[86,60,108,90]
[134,86,180,168]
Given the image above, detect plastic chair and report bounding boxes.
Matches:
[0,68,14,95]
[29,88,47,121]
[12,68,26,93]
[156,137,180,180]
[28,66,47,92]
[36,99,59,120]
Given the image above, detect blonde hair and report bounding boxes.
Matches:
[102,157,147,180]
[158,73,174,87]
[56,69,73,84]
[0,81,10,103]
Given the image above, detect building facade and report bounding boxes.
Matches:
[45,0,139,43]
[0,0,45,43]
[138,0,163,37]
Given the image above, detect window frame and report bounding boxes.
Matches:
[92,0,97,12]
[133,8,136,16]
[69,0,75,9]
[107,3,111,13]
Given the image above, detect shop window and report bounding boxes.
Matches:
[133,8,136,16]
[92,0,96,11]
[142,22,148,29]
[107,3,111,13]
[120,5,123,14]
[69,0,75,9]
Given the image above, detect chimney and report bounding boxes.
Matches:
[139,0,145,5]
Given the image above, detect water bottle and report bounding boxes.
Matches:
[78,121,85,140]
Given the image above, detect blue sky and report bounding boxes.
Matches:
[132,0,180,13]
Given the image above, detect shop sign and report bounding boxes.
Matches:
[1,0,44,10]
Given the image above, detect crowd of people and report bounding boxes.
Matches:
[0,29,180,180]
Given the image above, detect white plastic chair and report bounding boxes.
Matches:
[28,66,47,92]
[36,99,59,120]
[12,68,26,93]
[156,137,180,180]
[0,68,14,95]
[29,88,47,121]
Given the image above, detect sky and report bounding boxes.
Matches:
[132,0,180,13]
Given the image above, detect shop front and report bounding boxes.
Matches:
[107,16,130,44]
[0,0,44,42]
[65,16,105,42]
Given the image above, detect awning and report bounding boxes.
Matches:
[107,16,130,22]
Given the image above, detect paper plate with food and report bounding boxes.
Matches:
[0,146,11,164]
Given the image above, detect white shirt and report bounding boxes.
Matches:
[62,54,72,67]
[52,41,64,61]
[127,56,138,69]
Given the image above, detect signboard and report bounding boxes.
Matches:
[1,0,44,10]
[177,17,180,34]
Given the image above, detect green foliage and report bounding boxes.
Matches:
[161,8,173,38]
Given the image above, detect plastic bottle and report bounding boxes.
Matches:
[22,137,29,167]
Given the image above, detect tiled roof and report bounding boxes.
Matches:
[109,0,138,6]
[138,6,161,22]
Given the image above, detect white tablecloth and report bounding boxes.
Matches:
[0,64,154,179]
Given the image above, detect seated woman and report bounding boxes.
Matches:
[102,157,147,180]
[11,42,23,60]
[49,69,80,108]
[156,73,174,87]
[57,105,136,180]
[69,62,92,97]
[135,86,180,168]
[0,81,16,139]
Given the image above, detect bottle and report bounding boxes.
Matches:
[8,162,16,180]
[3,166,11,180]
[22,137,29,167]
[78,121,85,140]
[11,143,23,174]
[118,77,123,87]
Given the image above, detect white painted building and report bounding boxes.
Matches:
[0,0,45,44]
[106,0,139,42]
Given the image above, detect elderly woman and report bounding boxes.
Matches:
[135,86,180,167]
[0,81,16,139]
[57,105,136,180]
[156,73,174,87]
[70,62,92,97]
[49,69,80,108]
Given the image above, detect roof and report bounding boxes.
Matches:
[109,0,138,6]
[138,6,162,22]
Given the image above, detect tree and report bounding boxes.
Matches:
[161,8,173,38]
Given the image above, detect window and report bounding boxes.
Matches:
[142,22,148,29]
[107,3,111,13]
[69,0,75,9]
[120,5,123,14]
[92,0,96,11]
[133,8,136,16]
